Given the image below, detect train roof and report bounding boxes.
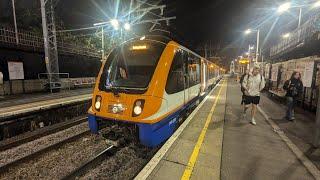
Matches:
[122,35,220,67]
[132,35,172,44]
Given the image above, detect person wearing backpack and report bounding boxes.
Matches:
[242,65,265,125]
[240,70,249,105]
[283,71,303,121]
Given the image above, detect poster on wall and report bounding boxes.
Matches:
[302,61,314,88]
[271,64,279,81]
[279,62,287,88]
[264,63,271,80]
[316,63,320,87]
[8,61,24,80]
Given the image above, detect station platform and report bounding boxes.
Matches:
[136,78,317,180]
[0,88,92,120]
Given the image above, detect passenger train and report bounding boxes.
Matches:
[88,36,224,147]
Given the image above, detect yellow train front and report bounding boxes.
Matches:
[88,36,222,147]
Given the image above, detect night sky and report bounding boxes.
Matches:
[1,0,316,57]
[55,0,304,52]
[54,0,270,44]
[57,0,268,45]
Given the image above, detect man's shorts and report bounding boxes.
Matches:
[243,95,260,105]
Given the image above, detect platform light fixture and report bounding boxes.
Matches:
[110,19,119,30]
[245,29,252,34]
[282,33,290,39]
[277,2,291,14]
[124,22,131,31]
[313,1,320,8]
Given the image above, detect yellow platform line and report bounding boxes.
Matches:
[181,80,225,180]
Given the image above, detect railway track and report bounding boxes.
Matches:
[61,145,117,180]
[0,119,158,179]
[0,129,90,174]
[0,116,88,151]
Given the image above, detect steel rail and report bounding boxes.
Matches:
[61,145,116,180]
[0,130,90,174]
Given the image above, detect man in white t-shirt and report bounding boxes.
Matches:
[241,65,265,125]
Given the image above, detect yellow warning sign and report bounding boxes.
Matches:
[239,58,250,64]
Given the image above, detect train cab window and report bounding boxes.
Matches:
[166,50,185,94]
[188,54,200,87]
[99,40,166,93]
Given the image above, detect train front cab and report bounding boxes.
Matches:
[88,39,218,147]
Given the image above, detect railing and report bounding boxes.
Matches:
[38,73,71,93]
[0,26,100,58]
[270,14,320,58]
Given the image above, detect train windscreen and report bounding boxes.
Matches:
[99,40,166,92]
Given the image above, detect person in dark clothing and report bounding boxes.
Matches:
[240,70,249,105]
[283,71,303,121]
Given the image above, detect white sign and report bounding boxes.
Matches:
[271,64,279,81]
[8,61,24,80]
[302,61,314,88]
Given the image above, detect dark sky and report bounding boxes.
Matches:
[55,0,296,50]
[57,0,260,46]
[1,0,316,56]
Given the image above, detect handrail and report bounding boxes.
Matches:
[38,73,71,92]
[270,14,320,58]
[0,26,100,58]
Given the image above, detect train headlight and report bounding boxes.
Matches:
[134,106,142,115]
[132,100,145,117]
[95,96,102,111]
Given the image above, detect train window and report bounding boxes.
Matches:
[208,65,215,79]
[99,40,166,92]
[188,54,200,87]
[166,50,185,94]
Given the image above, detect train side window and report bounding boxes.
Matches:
[188,54,200,87]
[166,50,185,94]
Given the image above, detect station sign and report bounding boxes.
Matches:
[239,58,250,64]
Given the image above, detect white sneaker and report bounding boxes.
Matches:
[251,118,256,125]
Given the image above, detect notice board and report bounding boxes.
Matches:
[271,64,279,81]
[302,61,314,88]
[8,61,24,80]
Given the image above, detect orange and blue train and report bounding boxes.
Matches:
[88,36,224,147]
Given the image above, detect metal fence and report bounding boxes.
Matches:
[0,26,100,58]
[38,73,71,92]
[270,14,320,58]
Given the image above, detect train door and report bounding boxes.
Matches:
[200,60,207,95]
[187,54,201,101]
[165,49,185,114]
[183,51,189,105]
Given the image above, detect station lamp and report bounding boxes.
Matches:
[313,1,320,8]
[282,33,290,39]
[245,29,252,34]
[124,22,131,31]
[110,19,119,30]
[277,2,291,14]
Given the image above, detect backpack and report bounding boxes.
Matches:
[240,74,247,93]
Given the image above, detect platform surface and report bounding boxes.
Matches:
[0,88,92,119]
[143,78,314,180]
